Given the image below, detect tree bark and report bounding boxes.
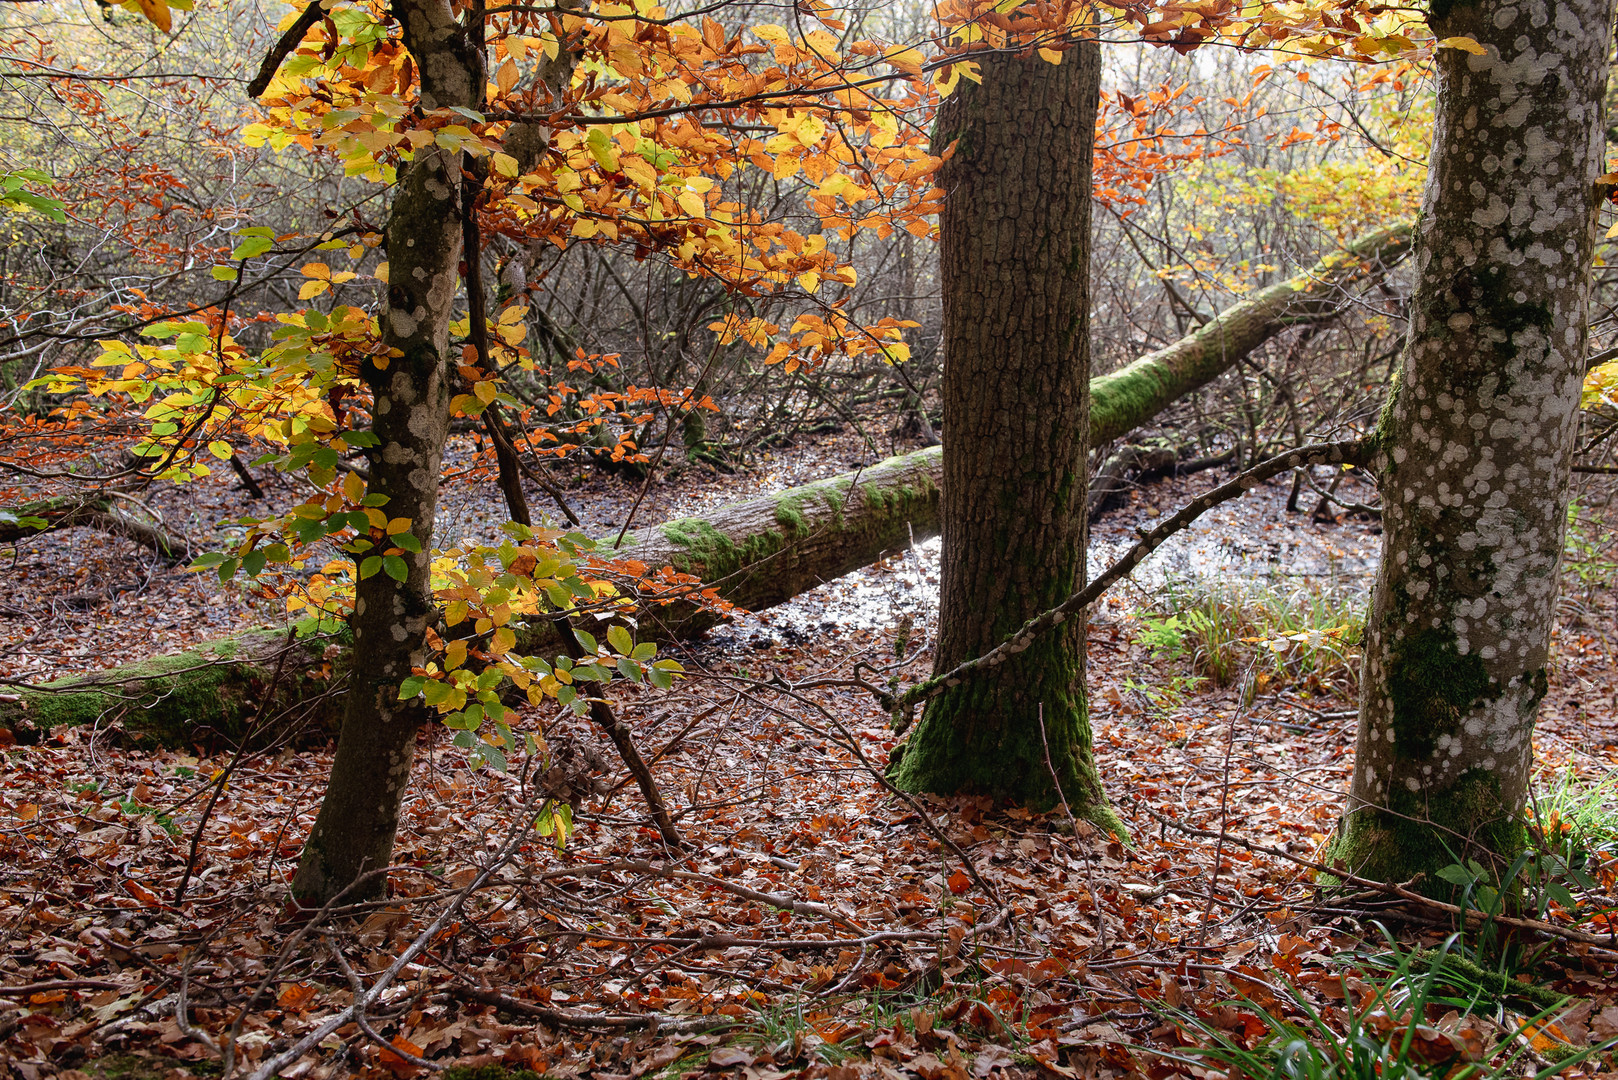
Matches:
[289,0,479,905]
[888,41,1110,816]
[1330,0,1614,887]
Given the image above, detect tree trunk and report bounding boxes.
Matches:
[1088,221,1410,444]
[289,0,478,905]
[889,41,1110,816]
[1330,0,1614,887]
[0,629,341,745]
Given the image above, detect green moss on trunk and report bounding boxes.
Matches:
[1329,768,1523,887]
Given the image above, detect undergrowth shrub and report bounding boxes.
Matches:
[1134,575,1366,696]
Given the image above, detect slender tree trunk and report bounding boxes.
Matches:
[289,0,479,904]
[891,41,1114,820]
[1331,0,1614,885]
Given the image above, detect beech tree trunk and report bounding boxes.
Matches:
[288,0,478,905]
[1331,0,1613,886]
[888,42,1111,817]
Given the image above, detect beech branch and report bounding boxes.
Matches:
[247,0,326,98]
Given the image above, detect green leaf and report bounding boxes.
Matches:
[398,675,427,700]
[359,555,383,579]
[383,554,408,582]
[574,628,598,655]
[631,642,657,661]
[617,657,642,682]
[607,624,633,656]
[647,666,673,689]
[211,265,239,282]
[1435,864,1475,886]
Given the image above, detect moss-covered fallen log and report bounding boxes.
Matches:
[619,446,943,635]
[0,495,191,561]
[0,223,1411,743]
[0,629,343,745]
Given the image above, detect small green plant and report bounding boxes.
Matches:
[1157,929,1610,1079]
[1532,766,1618,859]
[1140,576,1365,692]
[1563,497,1618,602]
[1134,613,1189,659]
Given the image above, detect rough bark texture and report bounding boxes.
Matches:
[888,43,1108,815]
[289,0,479,904]
[1331,0,1614,886]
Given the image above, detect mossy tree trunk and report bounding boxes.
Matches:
[288,0,480,905]
[890,41,1109,815]
[1331,0,1614,886]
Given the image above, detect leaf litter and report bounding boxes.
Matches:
[2,453,1617,1079]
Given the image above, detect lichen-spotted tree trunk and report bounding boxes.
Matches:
[891,40,1115,823]
[288,0,480,904]
[1331,0,1615,885]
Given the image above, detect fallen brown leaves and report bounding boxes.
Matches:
[1,464,1617,1080]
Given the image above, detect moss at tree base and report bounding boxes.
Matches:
[891,632,1122,835]
[1326,768,1524,892]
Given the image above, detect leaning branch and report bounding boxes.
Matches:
[247,0,327,98]
[887,439,1375,725]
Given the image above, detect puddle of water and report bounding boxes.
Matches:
[717,478,1384,646]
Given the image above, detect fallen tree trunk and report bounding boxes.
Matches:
[625,220,1411,632]
[0,629,344,745]
[0,495,190,561]
[0,223,1411,742]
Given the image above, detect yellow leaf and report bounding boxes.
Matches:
[386,516,413,535]
[798,271,820,293]
[343,470,366,503]
[298,280,329,300]
[492,152,520,178]
[496,58,519,96]
[492,626,516,655]
[1437,36,1487,54]
[677,190,706,218]
[474,381,498,405]
[301,262,332,280]
[884,47,924,75]
[1038,47,1062,64]
[445,639,468,671]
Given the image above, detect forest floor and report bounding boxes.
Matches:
[3,433,1618,1080]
